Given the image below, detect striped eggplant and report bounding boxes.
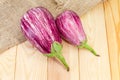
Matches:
[20,7,69,71]
[56,10,99,56]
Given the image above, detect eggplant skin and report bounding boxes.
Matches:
[56,10,86,46]
[21,7,62,54]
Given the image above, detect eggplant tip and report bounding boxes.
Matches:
[67,67,70,71]
[96,54,100,57]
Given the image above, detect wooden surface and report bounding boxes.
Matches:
[0,0,104,54]
[0,0,120,80]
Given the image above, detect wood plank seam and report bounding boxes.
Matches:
[14,46,18,80]
[78,49,80,80]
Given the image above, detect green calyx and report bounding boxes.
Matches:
[78,40,100,57]
[45,41,70,71]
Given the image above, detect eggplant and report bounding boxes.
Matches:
[56,10,99,56]
[20,7,69,71]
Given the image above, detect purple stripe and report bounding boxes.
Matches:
[21,7,62,53]
[56,10,86,45]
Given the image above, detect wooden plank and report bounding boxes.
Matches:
[14,41,47,80]
[104,0,120,80]
[118,0,120,77]
[79,3,111,80]
[48,41,79,80]
[0,46,16,80]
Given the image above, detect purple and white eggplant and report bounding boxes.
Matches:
[20,7,69,71]
[56,10,99,56]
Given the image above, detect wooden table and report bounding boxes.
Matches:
[0,0,120,80]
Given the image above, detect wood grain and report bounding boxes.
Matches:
[15,41,47,80]
[104,0,120,80]
[0,46,16,80]
[79,3,111,80]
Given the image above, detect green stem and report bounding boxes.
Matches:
[45,41,70,71]
[78,42,100,56]
[55,53,69,71]
[45,52,69,71]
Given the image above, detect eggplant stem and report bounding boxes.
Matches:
[78,42,100,57]
[46,41,70,71]
[55,52,70,71]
